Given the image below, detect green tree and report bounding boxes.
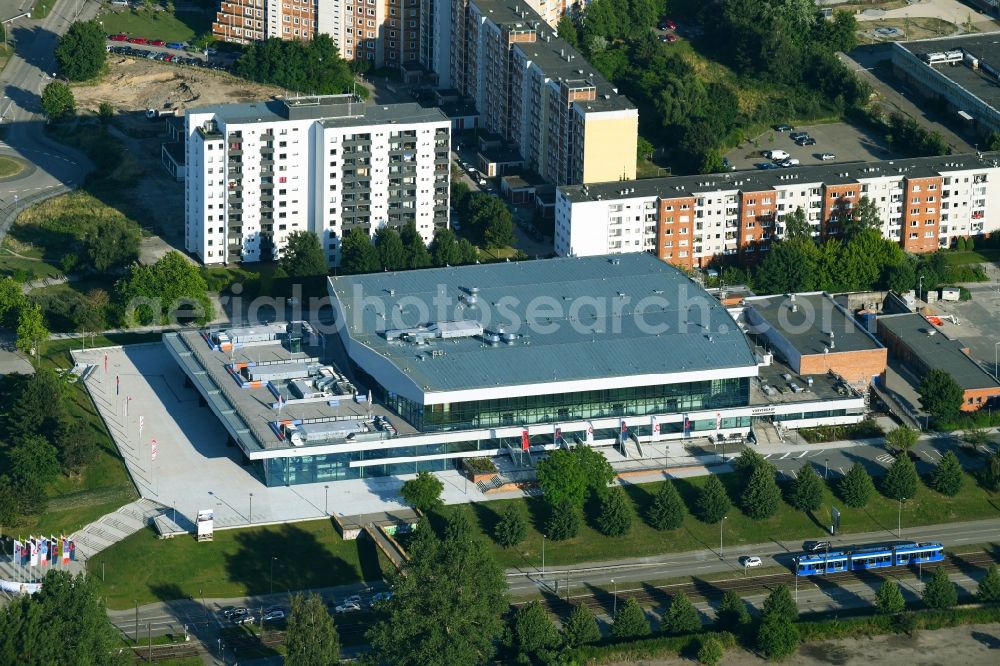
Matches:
[7,367,66,441]
[757,615,800,661]
[367,511,509,666]
[285,592,340,666]
[876,578,906,614]
[647,480,685,530]
[753,237,820,294]
[882,454,918,501]
[611,597,650,639]
[54,20,106,81]
[886,426,919,454]
[762,584,798,623]
[235,35,356,96]
[977,564,1000,602]
[536,446,614,510]
[883,260,916,293]
[451,181,471,215]
[400,471,444,513]
[928,450,963,496]
[78,288,110,337]
[84,217,140,273]
[715,589,751,631]
[557,15,579,48]
[561,603,600,647]
[0,276,25,327]
[400,222,432,269]
[430,226,462,266]
[375,227,408,272]
[789,464,824,512]
[596,485,633,536]
[115,251,213,326]
[0,476,18,527]
[54,415,97,474]
[484,215,516,249]
[16,301,48,359]
[733,447,773,481]
[505,600,559,664]
[838,462,876,508]
[782,207,810,239]
[339,228,380,274]
[493,504,528,548]
[698,635,725,666]
[0,571,126,664]
[41,82,75,120]
[465,195,515,248]
[696,474,731,524]
[662,591,701,634]
[545,499,581,541]
[740,464,782,520]
[9,435,61,488]
[456,238,479,265]
[922,567,958,609]
[280,231,328,277]
[919,369,964,422]
[843,196,881,239]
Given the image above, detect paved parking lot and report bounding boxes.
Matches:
[724,121,896,171]
[928,277,1000,374]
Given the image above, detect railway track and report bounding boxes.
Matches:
[528,550,999,617]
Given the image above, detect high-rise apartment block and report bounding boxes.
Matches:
[555,154,1000,268]
[184,95,451,266]
[449,0,637,185]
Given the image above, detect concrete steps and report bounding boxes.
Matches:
[70,498,167,561]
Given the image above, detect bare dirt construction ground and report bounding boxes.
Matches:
[606,622,1000,666]
[73,56,285,113]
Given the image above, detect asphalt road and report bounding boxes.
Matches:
[0,0,98,239]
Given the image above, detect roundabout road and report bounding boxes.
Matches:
[0,0,100,238]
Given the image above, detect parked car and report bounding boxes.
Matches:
[149,39,166,46]
[779,158,800,167]
[235,614,255,625]
[739,555,763,568]
[127,37,147,44]
[773,124,793,132]
[756,162,779,170]
[334,600,361,614]
[789,131,809,141]
[665,33,678,43]
[803,541,833,552]
[166,42,185,50]
[762,149,789,160]
[820,152,836,161]
[665,18,677,30]
[263,610,285,622]
[795,137,817,146]
[109,33,128,41]
[369,591,393,608]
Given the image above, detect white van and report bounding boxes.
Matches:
[764,149,789,161]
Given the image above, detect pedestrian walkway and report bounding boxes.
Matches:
[71,498,167,562]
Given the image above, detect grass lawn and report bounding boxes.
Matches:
[0,252,63,281]
[31,0,56,19]
[943,249,1000,265]
[0,155,23,178]
[464,468,1000,570]
[91,520,387,609]
[98,7,213,43]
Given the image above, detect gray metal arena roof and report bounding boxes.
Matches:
[329,254,758,394]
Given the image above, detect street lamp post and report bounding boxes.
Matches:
[898,497,906,537]
[825,458,829,480]
[324,485,329,516]
[134,600,138,643]
[541,534,546,579]
[994,341,1000,379]
[611,578,617,617]
[719,515,727,560]
[249,492,253,524]
[918,275,925,304]
[270,556,277,595]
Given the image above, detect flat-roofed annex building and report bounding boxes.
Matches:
[184,95,451,266]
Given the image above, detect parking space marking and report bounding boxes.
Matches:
[798,451,809,458]
[875,454,895,465]
[779,452,790,459]
[838,467,845,476]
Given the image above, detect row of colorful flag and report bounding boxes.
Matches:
[12,537,76,567]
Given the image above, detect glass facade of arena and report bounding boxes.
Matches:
[384,377,751,432]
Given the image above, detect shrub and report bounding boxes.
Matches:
[978,565,1000,602]
[697,636,724,666]
[757,615,800,660]
[462,457,497,475]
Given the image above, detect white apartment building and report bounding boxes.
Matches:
[184,95,451,266]
[555,153,1000,270]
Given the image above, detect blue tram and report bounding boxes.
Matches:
[794,541,945,576]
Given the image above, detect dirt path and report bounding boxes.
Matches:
[606,622,1000,665]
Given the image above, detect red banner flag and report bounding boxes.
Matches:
[521,429,529,451]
